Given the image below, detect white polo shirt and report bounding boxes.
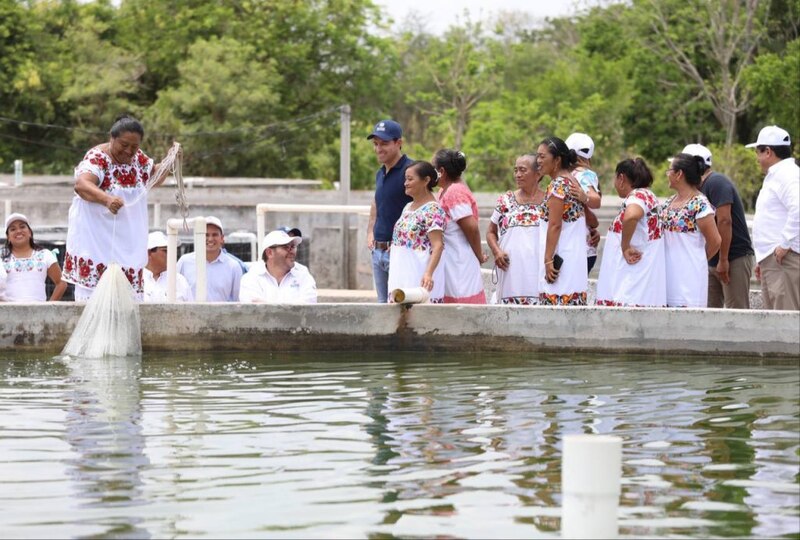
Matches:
[239,262,317,304]
[143,268,194,302]
[177,251,242,302]
[753,158,800,262]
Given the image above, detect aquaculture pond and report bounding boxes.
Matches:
[0,352,797,538]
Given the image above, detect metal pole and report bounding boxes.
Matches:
[340,105,351,205]
[13,160,22,186]
[340,104,351,288]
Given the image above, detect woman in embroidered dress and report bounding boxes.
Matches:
[537,136,588,305]
[661,153,721,307]
[387,161,447,302]
[433,149,488,304]
[486,154,545,304]
[63,115,169,301]
[2,213,67,302]
[596,159,666,307]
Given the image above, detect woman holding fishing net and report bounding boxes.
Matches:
[63,114,181,301]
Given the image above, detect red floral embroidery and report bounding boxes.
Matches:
[63,251,143,293]
[539,291,587,306]
[610,188,662,241]
[77,146,151,193]
[543,176,584,223]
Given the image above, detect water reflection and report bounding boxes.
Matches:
[0,353,796,538]
[63,355,150,539]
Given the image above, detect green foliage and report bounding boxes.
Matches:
[144,36,282,176]
[744,38,800,148]
[708,143,764,211]
[0,0,796,194]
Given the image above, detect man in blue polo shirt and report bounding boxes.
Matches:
[366,119,413,302]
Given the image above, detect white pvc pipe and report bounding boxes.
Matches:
[166,226,179,302]
[166,216,208,302]
[561,434,622,539]
[390,287,429,304]
[193,218,207,302]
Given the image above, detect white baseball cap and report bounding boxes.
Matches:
[147,231,169,250]
[565,132,595,159]
[680,144,712,167]
[262,230,302,251]
[4,212,29,231]
[745,125,791,148]
[205,216,224,234]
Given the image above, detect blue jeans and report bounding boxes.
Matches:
[371,247,391,303]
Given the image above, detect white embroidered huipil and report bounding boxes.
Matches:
[64,146,152,296]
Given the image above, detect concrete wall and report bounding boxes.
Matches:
[1,303,797,359]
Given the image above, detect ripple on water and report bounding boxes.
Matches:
[0,352,796,538]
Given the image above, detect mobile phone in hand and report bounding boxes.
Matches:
[553,254,564,271]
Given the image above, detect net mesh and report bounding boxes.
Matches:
[61,264,142,358]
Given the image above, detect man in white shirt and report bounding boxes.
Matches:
[239,229,317,304]
[747,125,800,310]
[177,216,242,302]
[143,231,193,302]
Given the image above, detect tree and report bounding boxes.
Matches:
[397,18,505,150]
[743,37,800,145]
[640,0,770,146]
[144,36,282,176]
[58,13,145,150]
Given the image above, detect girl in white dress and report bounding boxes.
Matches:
[486,154,546,304]
[388,161,447,302]
[2,213,67,302]
[64,115,170,301]
[662,153,722,307]
[434,149,488,304]
[596,159,666,306]
[537,136,589,305]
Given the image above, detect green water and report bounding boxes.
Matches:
[0,352,797,538]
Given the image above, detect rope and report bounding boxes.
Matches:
[122,142,189,229]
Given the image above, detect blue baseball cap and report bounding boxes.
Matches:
[367,120,402,141]
[278,226,302,237]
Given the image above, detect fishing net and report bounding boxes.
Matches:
[60,142,186,358]
[61,264,142,358]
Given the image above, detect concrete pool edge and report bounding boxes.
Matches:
[1,303,798,359]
